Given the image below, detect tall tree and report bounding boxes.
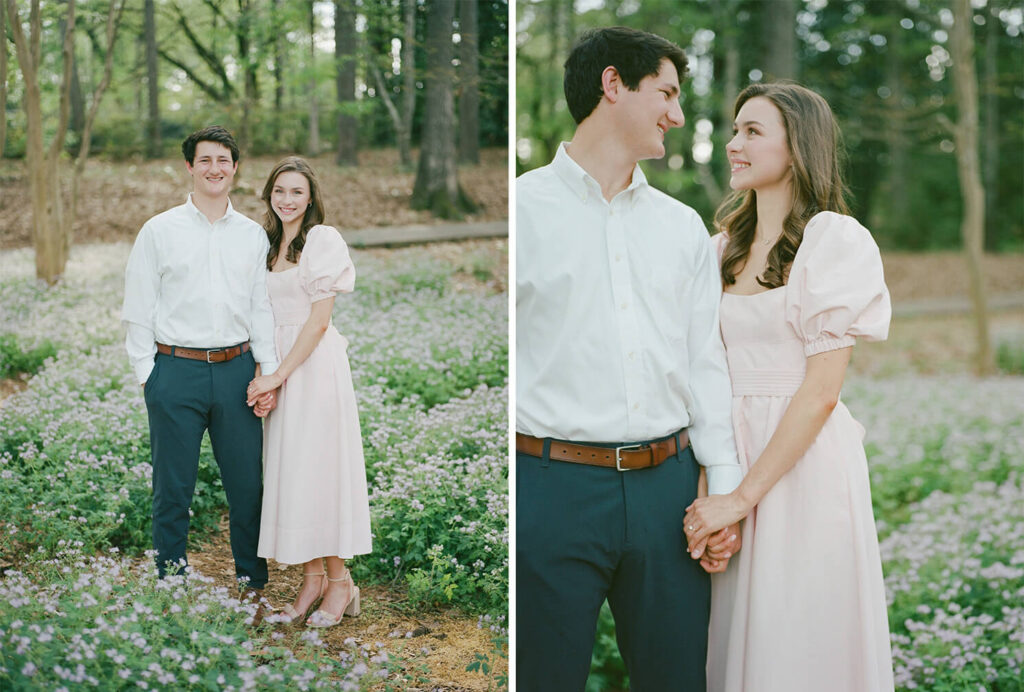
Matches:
[5,0,76,284]
[762,0,797,80]
[335,0,357,166]
[271,0,285,144]
[946,0,993,374]
[0,0,7,159]
[368,0,416,167]
[982,2,999,242]
[457,0,479,164]
[144,0,161,158]
[307,0,320,155]
[237,0,259,155]
[411,0,476,218]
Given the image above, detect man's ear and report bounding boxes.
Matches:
[601,66,622,103]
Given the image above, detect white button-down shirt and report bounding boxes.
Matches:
[516,143,742,495]
[121,195,278,384]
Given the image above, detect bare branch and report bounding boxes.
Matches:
[76,0,126,172]
[47,0,76,163]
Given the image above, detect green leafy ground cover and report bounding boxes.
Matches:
[0,240,508,689]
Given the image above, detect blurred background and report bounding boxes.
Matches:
[516,0,1023,252]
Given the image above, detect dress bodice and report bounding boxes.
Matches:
[720,289,807,397]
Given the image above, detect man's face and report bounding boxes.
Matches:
[187,141,237,199]
[617,58,685,161]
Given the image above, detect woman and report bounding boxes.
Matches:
[682,83,895,691]
[246,156,372,628]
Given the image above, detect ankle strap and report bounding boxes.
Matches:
[303,571,326,577]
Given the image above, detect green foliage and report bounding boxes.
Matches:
[0,335,57,379]
[996,338,1024,375]
[466,632,509,690]
[586,601,627,692]
[517,0,1024,252]
[0,551,380,690]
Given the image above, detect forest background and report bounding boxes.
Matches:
[517,0,1023,253]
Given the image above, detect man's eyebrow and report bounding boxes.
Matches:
[661,83,680,97]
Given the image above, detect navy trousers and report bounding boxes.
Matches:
[516,435,710,691]
[143,348,268,588]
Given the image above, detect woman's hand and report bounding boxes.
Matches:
[684,493,749,556]
[247,373,283,405]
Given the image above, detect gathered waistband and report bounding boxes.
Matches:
[273,308,313,326]
[729,370,804,397]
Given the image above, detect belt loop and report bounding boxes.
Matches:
[540,438,551,468]
[675,431,685,463]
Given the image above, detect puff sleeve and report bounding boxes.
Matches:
[298,225,356,301]
[785,212,891,357]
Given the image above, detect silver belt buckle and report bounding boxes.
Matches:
[205,348,225,363]
[615,444,643,471]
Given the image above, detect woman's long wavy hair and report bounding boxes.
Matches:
[262,156,325,270]
[715,82,849,289]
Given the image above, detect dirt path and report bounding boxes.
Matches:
[189,517,506,691]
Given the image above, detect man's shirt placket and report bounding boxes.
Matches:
[605,192,646,438]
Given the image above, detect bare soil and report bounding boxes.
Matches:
[189,520,504,691]
[0,148,508,249]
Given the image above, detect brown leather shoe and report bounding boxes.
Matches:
[239,587,267,627]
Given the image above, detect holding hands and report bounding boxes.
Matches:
[684,492,750,573]
[247,372,283,418]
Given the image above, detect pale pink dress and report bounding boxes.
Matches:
[257,225,372,564]
[707,212,895,692]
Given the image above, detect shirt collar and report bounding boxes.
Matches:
[185,193,238,223]
[551,142,649,202]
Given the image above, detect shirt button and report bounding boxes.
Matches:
[633,403,639,410]
[609,208,614,216]
[615,254,622,262]
[628,352,635,360]
[620,302,628,310]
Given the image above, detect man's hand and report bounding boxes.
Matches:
[252,390,277,418]
[697,523,741,573]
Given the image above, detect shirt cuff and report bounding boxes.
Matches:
[259,360,279,376]
[705,464,744,496]
[133,359,154,385]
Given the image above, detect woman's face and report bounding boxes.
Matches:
[725,96,793,193]
[270,170,312,227]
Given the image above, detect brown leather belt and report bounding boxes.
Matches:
[156,341,250,364]
[516,430,688,471]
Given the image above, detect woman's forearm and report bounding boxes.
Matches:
[273,297,335,383]
[734,346,852,512]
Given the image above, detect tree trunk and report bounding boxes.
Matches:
[237,0,255,155]
[411,0,476,218]
[6,0,76,285]
[885,20,909,239]
[307,0,320,156]
[144,0,161,158]
[60,4,85,139]
[949,0,993,375]
[0,0,7,159]
[983,2,999,247]
[457,0,479,164]
[399,0,415,167]
[272,0,284,145]
[762,0,797,80]
[335,0,358,166]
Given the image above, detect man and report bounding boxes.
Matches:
[516,27,743,690]
[122,125,277,601]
